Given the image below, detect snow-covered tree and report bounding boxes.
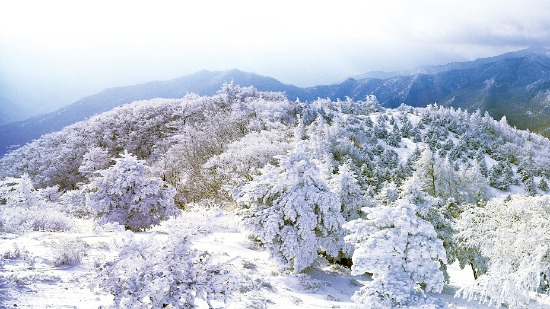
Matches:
[401,153,489,280]
[344,200,447,308]
[203,129,293,199]
[234,147,344,273]
[488,161,516,190]
[376,182,400,207]
[363,94,380,113]
[79,147,111,179]
[524,175,537,196]
[459,161,489,205]
[324,161,370,260]
[456,195,550,308]
[0,174,39,207]
[409,146,489,207]
[0,175,73,233]
[539,177,549,192]
[414,148,437,196]
[86,151,176,231]
[434,157,461,201]
[400,174,460,282]
[328,162,368,221]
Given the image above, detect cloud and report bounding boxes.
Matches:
[1,0,549,88]
[393,0,550,47]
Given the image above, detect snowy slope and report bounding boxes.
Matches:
[1,87,549,308]
[2,209,548,308]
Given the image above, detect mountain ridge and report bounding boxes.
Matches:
[1,48,549,156]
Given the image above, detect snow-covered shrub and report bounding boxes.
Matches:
[152,205,237,236]
[97,234,239,308]
[1,243,21,260]
[59,189,92,218]
[1,207,74,234]
[79,146,112,179]
[52,239,86,267]
[344,200,447,308]
[0,175,74,233]
[234,147,344,273]
[297,273,331,292]
[86,151,176,231]
[456,195,550,308]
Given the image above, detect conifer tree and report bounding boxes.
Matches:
[344,200,447,308]
[329,162,368,222]
[539,178,549,192]
[234,147,343,273]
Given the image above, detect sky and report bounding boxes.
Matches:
[1,0,549,121]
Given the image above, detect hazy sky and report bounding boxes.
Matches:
[1,0,549,118]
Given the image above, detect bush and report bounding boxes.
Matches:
[456,195,550,308]
[1,206,74,234]
[97,234,239,308]
[0,174,75,234]
[86,151,177,231]
[52,239,87,267]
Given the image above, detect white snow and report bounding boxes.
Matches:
[2,210,547,308]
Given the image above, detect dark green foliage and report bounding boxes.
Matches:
[539,178,548,192]
[488,161,516,191]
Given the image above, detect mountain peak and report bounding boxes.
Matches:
[496,46,549,59]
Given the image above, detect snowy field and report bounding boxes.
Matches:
[2,209,548,308]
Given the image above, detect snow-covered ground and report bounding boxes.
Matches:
[1,210,548,308]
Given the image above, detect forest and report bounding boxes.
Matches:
[1,83,549,308]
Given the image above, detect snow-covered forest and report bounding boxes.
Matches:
[1,83,549,308]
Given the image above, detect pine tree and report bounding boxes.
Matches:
[477,157,488,177]
[524,175,537,196]
[344,200,447,308]
[413,149,437,196]
[488,161,515,191]
[234,147,344,273]
[328,162,369,260]
[329,162,367,222]
[539,178,549,192]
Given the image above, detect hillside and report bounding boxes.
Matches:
[0,69,305,156]
[306,48,550,135]
[1,48,549,157]
[1,85,549,308]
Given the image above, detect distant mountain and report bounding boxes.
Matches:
[307,47,550,136]
[1,48,549,156]
[352,47,550,79]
